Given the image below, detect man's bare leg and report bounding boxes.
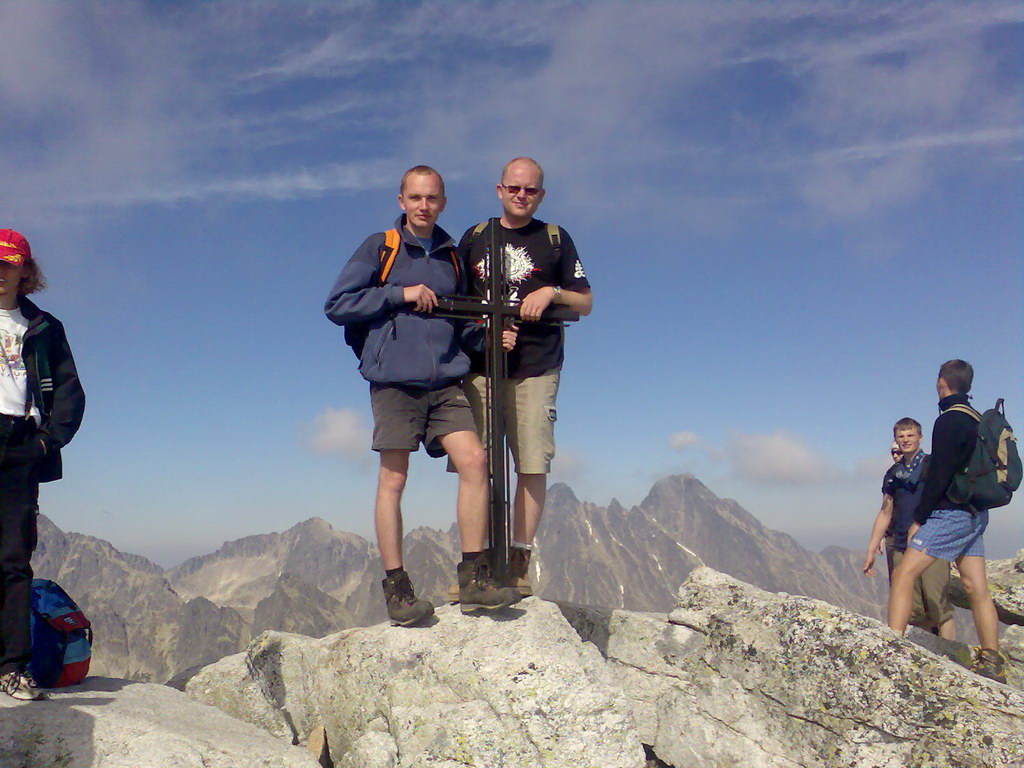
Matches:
[442,429,520,612]
[512,473,547,545]
[375,450,409,571]
[439,430,488,552]
[956,555,999,650]
[937,618,957,641]
[888,547,939,635]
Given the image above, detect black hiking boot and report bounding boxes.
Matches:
[970,648,1007,684]
[508,546,533,597]
[382,571,434,627]
[457,554,521,614]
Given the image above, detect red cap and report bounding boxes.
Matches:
[0,229,31,266]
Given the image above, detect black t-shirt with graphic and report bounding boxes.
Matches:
[458,218,590,379]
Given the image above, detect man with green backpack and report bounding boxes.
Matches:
[887,359,1021,684]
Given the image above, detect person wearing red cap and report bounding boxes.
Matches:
[0,229,85,701]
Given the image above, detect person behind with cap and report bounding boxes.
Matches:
[0,229,85,701]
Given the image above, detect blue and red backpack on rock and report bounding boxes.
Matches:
[28,579,92,688]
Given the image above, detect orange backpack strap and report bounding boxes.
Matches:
[448,247,460,283]
[378,229,401,284]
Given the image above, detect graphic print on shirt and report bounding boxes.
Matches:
[472,244,539,302]
[0,328,25,380]
[573,260,586,279]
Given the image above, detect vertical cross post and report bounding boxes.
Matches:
[434,219,577,580]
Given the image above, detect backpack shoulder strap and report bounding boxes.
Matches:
[945,404,981,422]
[378,229,401,285]
[448,247,460,282]
[464,221,489,255]
[546,223,561,256]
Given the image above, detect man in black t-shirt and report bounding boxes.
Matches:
[458,157,592,597]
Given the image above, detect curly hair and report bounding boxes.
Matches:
[18,259,46,295]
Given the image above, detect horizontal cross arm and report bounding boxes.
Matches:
[435,296,579,324]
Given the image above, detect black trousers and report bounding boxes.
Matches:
[0,415,40,675]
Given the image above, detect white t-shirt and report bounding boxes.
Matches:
[0,307,41,422]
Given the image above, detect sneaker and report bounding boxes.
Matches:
[0,670,46,701]
[970,648,1007,684]
[508,546,534,597]
[382,571,434,627]
[458,554,521,614]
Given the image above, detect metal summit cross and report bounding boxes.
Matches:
[434,219,578,582]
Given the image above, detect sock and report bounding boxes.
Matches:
[461,551,484,563]
[385,567,405,578]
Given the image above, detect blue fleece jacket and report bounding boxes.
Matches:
[324,217,470,389]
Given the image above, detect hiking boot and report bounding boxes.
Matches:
[382,571,434,627]
[0,670,46,701]
[508,546,534,597]
[970,648,1007,684]
[458,554,521,614]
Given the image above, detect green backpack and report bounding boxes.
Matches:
[945,399,1022,511]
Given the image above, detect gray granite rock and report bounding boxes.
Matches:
[561,567,1024,768]
[188,598,647,768]
[0,677,320,768]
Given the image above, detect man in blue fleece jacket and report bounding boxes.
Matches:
[325,166,519,626]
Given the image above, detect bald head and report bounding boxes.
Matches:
[501,157,544,188]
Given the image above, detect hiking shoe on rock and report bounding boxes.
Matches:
[458,555,521,614]
[382,571,434,627]
[970,648,1007,684]
[0,670,46,701]
[508,547,534,597]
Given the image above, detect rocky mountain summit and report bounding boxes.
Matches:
[0,677,320,767]
[7,564,1022,767]
[33,475,895,684]
[182,567,1024,768]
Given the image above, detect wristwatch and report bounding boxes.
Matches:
[551,285,562,303]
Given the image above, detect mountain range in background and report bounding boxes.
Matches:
[33,474,892,684]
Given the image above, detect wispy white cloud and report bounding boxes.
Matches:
[727,430,835,485]
[817,127,1024,164]
[1,0,1019,226]
[82,161,396,207]
[551,449,586,484]
[306,407,370,458]
[668,431,702,452]
[855,454,894,483]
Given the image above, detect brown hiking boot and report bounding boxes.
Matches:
[970,648,1007,684]
[382,571,434,627]
[457,554,521,614]
[508,546,534,597]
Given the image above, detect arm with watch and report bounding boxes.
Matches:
[518,283,593,322]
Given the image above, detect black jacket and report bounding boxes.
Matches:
[18,297,85,482]
[913,393,977,525]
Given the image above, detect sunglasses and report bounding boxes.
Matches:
[501,184,540,197]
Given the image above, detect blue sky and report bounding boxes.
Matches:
[3,1,1021,567]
